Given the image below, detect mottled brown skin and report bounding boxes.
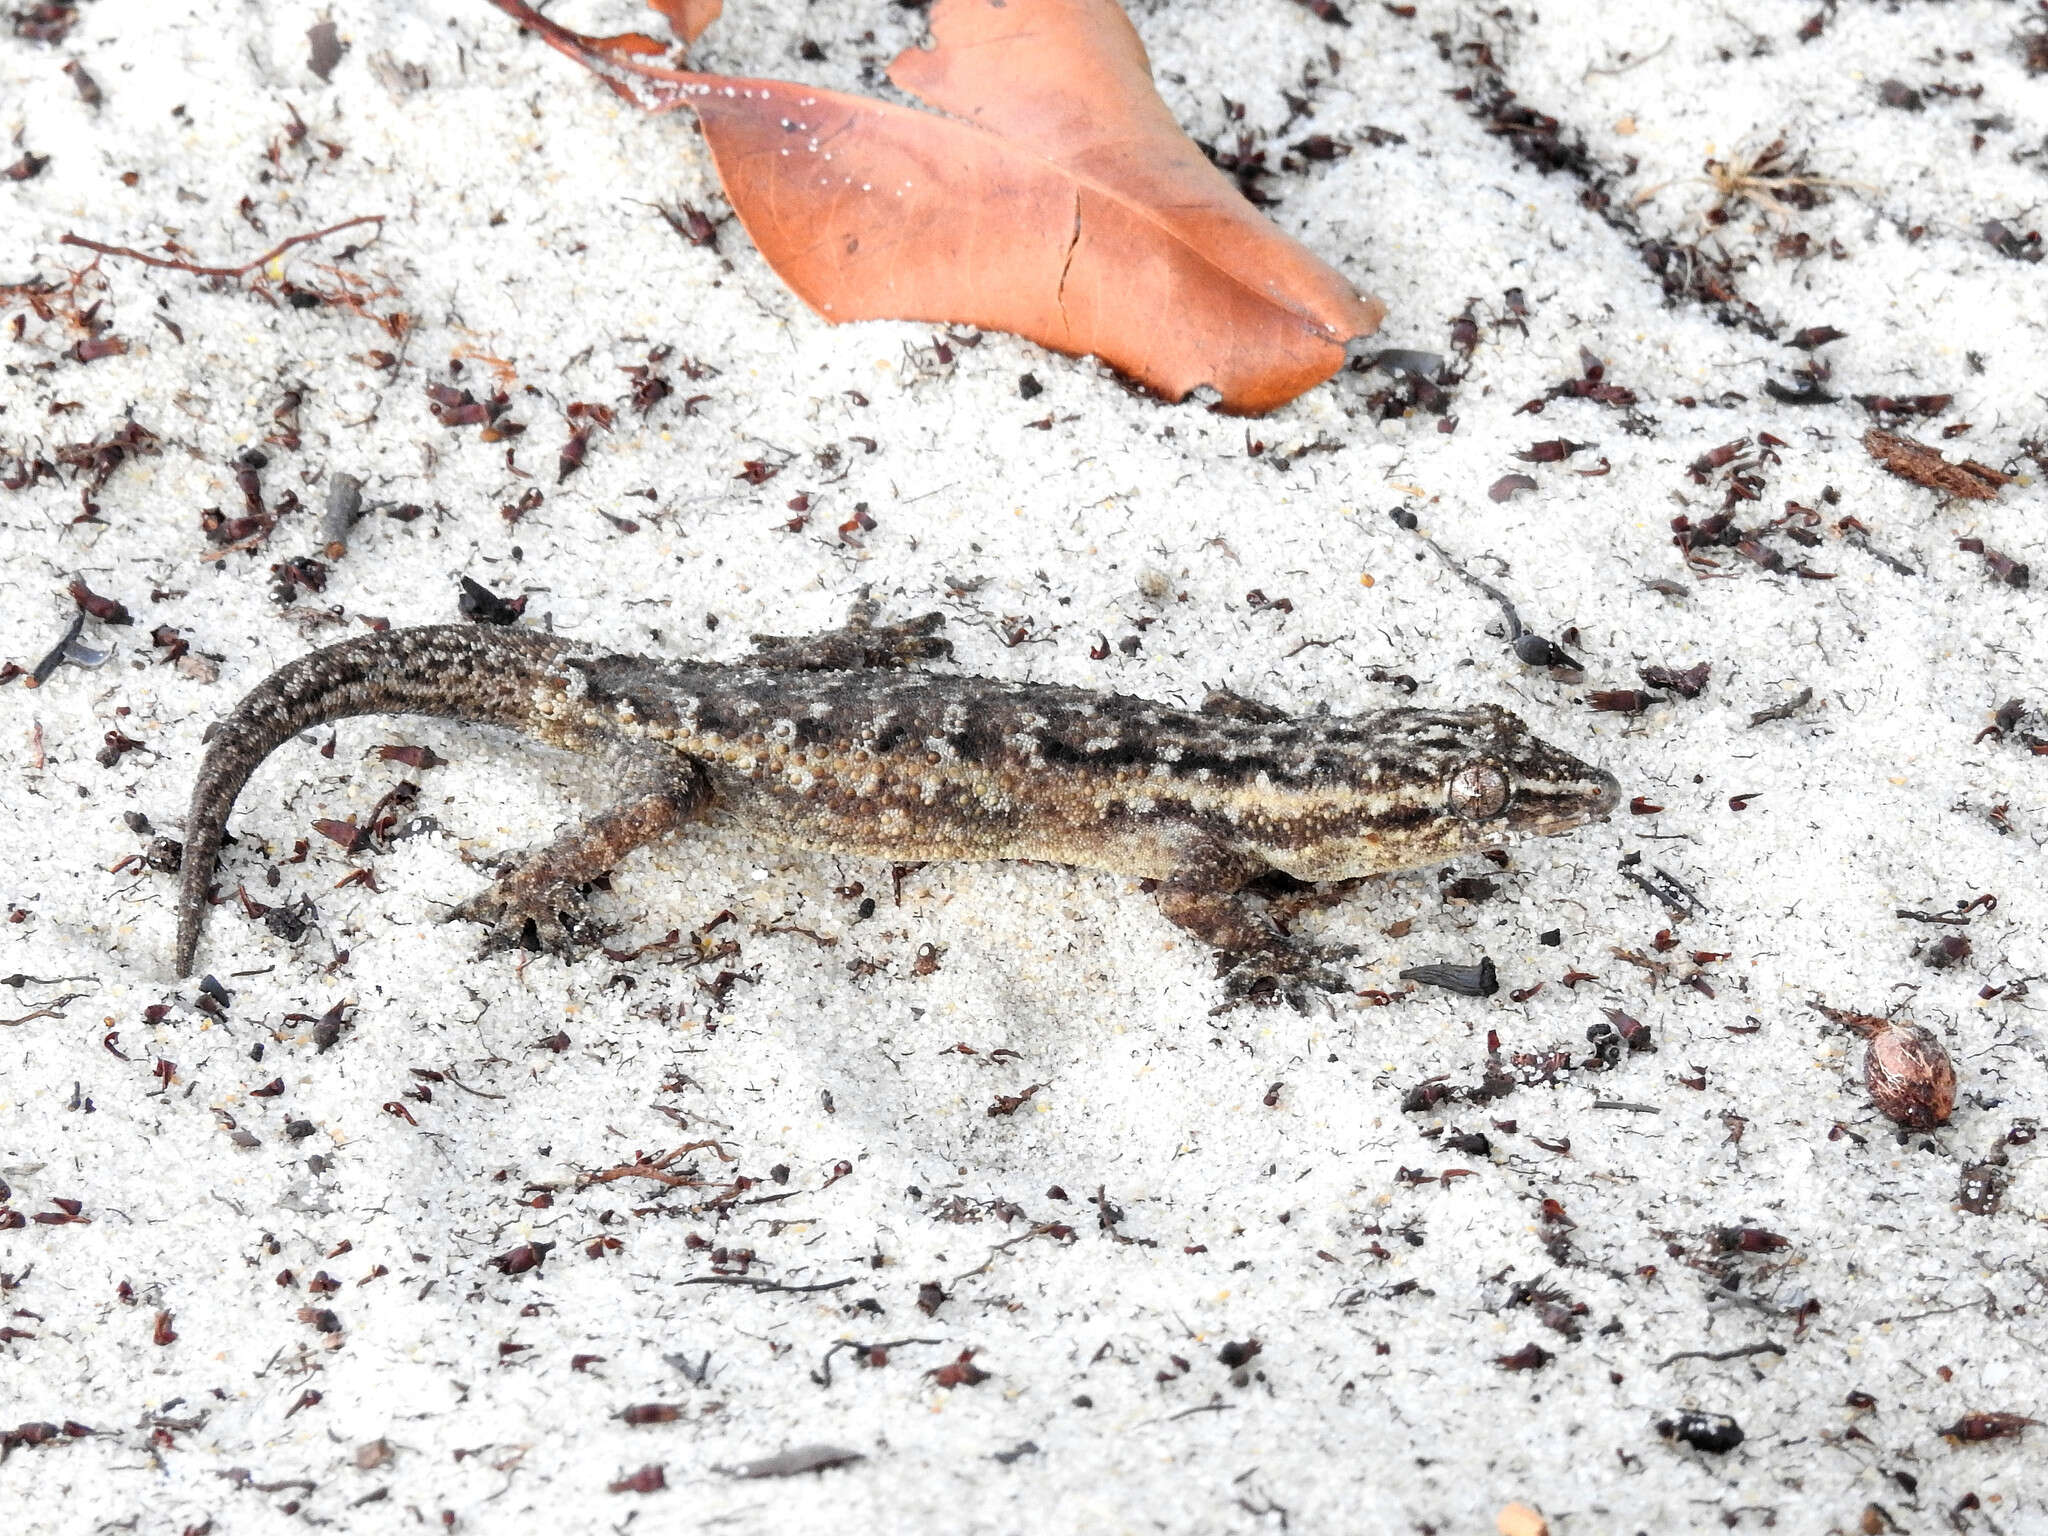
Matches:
[173,606,1620,997]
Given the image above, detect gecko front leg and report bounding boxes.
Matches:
[446,746,709,956]
[1152,839,1356,1011]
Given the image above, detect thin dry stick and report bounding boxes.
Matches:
[59,215,385,279]
[1,992,88,1026]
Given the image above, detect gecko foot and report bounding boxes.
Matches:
[444,866,612,958]
[749,602,951,671]
[1214,945,1357,1014]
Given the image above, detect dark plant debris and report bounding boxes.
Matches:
[1958,538,2029,590]
[1398,957,1499,997]
[1441,36,1776,335]
[1982,220,2042,263]
[1938,1413,2038,1444]
[1864,429,2009,500]
[1640,663,1710,699]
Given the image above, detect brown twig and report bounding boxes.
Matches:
[1,992,88,1026]
[677,1275,856,1294]
[581,1138,740,1190]
[59,215,385,280]
[1656,1340,1787,1370]
[1166,1401,1237,1422]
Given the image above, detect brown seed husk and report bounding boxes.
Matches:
[1861,1020,1956,1129]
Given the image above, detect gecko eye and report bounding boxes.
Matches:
[1448,763,1511,820]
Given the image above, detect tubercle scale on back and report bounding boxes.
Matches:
[172,625,569,978]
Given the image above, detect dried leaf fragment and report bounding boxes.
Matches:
[486,0,1383,413]
[1958,538,2030,589]
[619,1403,683,1425]
[927,1347,990,1387]
[1639,662,1710,699]
[609,1463,666,1493]
[1864,428,2009,501]
[1512,438,1592,463]
[1786,325,1845,350]
[1938,1412,2038,1443]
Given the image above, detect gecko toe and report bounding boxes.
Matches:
[1214,948,1353,1013]
[446,877,607,959]
[748,608,953,670]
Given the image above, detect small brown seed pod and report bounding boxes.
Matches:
[1852,1017,1956,1129]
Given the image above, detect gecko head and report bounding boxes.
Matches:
[1437,702,1622,846]
[1261,703,1620,881]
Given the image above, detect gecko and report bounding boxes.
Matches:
[172,603,1620,1001]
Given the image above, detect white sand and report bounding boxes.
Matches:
[2,1,2044,1531]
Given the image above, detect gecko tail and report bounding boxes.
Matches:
[173,624,571,978]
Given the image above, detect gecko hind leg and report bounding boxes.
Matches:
[445,751,709,958]
[747,597,951,671]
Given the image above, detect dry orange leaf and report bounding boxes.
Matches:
[645,0,720,46]
[486,0,1383,412]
